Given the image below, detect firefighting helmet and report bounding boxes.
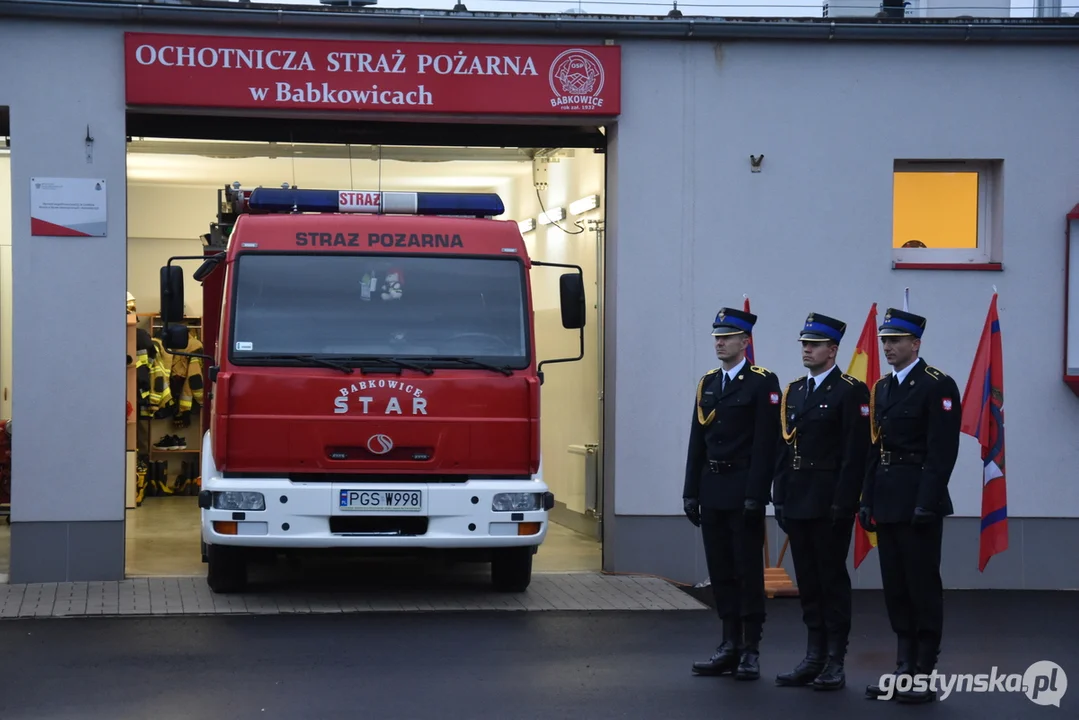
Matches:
[126,291,136,313]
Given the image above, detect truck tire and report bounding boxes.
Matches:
[206,544,248,594]
[491,546,533,592]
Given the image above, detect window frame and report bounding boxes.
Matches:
[224,250,534,369]
[891,159,1003,271]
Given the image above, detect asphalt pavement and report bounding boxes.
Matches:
[0,589,1074,720]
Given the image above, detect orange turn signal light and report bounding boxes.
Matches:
[213,521,238,535]
[517,522,541,536]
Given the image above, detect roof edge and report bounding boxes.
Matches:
[1,0,1079,42]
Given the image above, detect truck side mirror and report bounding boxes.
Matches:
[559,273,586,329]
[162,324,190,350]
[160,265,185,326]
[193,254,223,282]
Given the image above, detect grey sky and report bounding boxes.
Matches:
[252,0,1059,20]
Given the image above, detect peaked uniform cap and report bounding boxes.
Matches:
[878,308,927,338]
[712,307,757,336]
[799,312,846,343]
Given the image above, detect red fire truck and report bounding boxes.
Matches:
[159,185,586,594]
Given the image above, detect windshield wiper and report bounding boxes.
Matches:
[435,357,515,376]
[242,354,354,374]
[354,357,435,376]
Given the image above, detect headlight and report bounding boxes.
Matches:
[212,491,266,511]
[492,492,541,512]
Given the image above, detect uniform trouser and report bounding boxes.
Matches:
[876,518,945,661]
[786,517,854,640]
[700,507,766,623]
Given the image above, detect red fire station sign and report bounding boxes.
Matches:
[124,33,620,116]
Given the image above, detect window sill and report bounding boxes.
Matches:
[893,262,1003,271]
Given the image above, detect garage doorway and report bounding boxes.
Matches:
[123,122,607,582]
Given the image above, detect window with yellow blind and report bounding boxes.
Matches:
[891,160,1003,269]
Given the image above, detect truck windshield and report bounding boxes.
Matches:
[229,253,530,369]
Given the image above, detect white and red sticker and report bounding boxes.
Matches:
[769,392,780,405]
[860,404,870,417]
[942,398,953,411]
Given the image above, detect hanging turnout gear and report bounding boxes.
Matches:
[169,330,205,428]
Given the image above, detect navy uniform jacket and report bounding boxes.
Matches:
[861,358,962,524]
[773,368,871,520]
[683,363,782,510]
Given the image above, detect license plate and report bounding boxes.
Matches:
[339,489,423,512]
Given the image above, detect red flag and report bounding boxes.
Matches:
[744,296,755,365]
[960,293,1009,572]
[845,303,881,568]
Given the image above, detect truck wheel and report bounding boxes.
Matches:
[206,544,247,594]
[491,546,533,592]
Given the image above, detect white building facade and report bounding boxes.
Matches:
[1,1,1078,591]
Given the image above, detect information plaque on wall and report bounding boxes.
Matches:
[29,177,107,237]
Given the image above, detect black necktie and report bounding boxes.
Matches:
[721,373,728,392]
[806,377,816,399]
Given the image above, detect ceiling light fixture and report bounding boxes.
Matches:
[538,207,565,225]
[569,194,600,216]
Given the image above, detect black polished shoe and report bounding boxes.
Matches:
[734,619,763,681]
[865,636,915,699]
[692,619,741,676]
[776,629,825,687]
[896,641,939,704]
[812,632,848,691]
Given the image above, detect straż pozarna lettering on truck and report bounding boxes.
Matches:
[160,185,586,594]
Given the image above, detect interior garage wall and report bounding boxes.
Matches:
[605,39,1079,590]
[127,184,213,316]
[0,19,128,582]
[512,151,605,518]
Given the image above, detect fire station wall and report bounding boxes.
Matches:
[604,39,1079,590]
[0,20,128,583]
[0,152,11,421]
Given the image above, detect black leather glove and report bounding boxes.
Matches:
[683,497,700,527]
[912,507,936,525]
[858,505,876,533]
[773,504,787,533]
[743,498,764,517]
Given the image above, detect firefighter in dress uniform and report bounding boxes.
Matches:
[773,313,870,691]
[684,307,782,681]
[860,309,961,704]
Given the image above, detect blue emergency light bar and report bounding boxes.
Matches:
[247,188,505,217]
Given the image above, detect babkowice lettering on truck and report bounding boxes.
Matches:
[334,379,429,415]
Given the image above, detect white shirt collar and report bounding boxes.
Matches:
[893,358,919,385]
[807,364,836,387]
[723,356,747,382]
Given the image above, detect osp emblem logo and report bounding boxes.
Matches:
[367,434,394,455]
[549,48,605,111]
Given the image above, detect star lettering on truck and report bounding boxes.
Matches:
[333,378,428,415]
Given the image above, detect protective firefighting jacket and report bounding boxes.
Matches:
[135,328,156,416]
[145,338,173,418]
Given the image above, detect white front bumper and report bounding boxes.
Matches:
[199,473,551,550]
